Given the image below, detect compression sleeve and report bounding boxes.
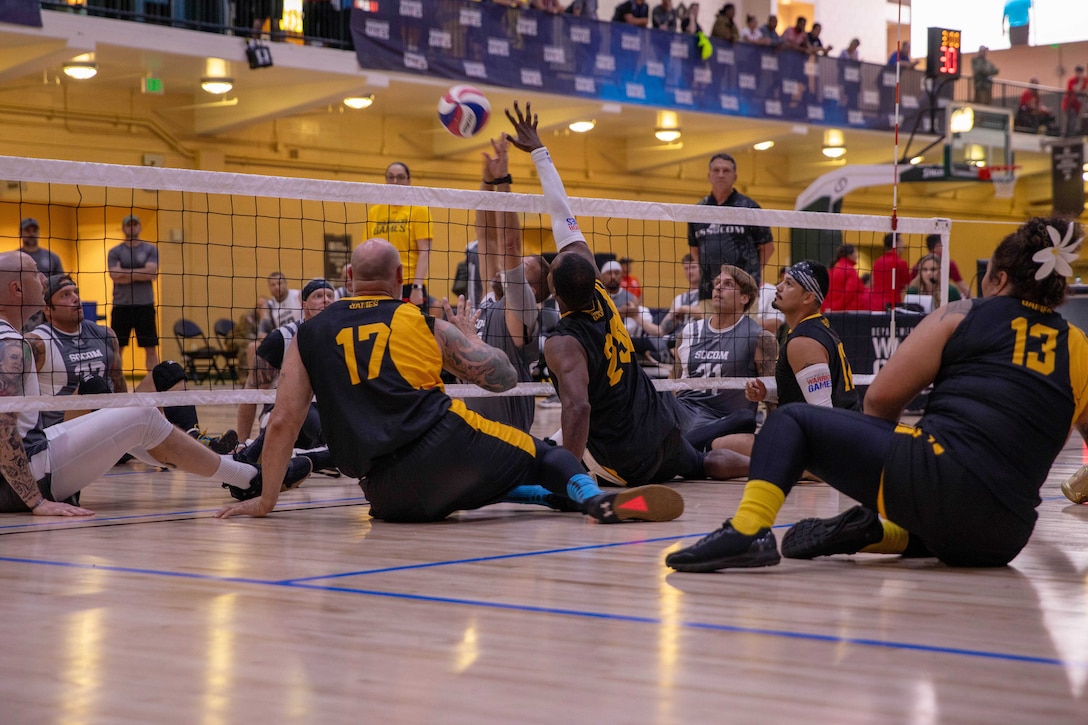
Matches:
[503,262,539,334]
[531,146,586,251]
[795,363,834,407]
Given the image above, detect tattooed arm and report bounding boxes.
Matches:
[106,328,127,393]
[754,328,779,377]
[433,318,516,392]
[0,338,91,516]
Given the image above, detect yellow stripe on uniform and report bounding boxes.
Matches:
[448,399,536,457]
[1067,324,1088,426]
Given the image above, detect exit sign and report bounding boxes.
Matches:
[142,77,164,95]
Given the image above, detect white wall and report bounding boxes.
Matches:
[911,0,1088,53]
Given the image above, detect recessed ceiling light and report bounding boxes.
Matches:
[655,128,682,143]
[753,141,774,151]
[343,95,374,109]
[822,145,846,159]
[63,54,97,80]
[200,77,234,95]
[568,120,596,133]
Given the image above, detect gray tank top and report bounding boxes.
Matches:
[676,316,762,414]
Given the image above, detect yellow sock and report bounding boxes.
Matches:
[730,479,786,535]
[860,520,910,554]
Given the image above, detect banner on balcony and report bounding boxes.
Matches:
[350,0,892,128]
[0,0,42,27]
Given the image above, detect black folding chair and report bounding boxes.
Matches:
[174,318,224,383]
[213,318,240,382]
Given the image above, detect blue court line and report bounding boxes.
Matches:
[0,552,1076,668]
[0,496,369,531]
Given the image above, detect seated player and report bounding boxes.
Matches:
[673,265,778,451]
[215,238,685,525]
[667,217,1088,572]
[0,252,310,516]
[504,101,747,486]
[603,260,671,365]
[711,260,859,458]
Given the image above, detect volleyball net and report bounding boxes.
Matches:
[0,154,960,420]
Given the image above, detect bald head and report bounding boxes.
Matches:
[0,251,45,324]
[350,238,403,296]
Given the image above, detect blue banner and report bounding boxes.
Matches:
[0,0,42,27]
[351,0,927,131]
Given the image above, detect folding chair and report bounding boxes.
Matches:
[213,318,241,382]
[174,318,224,383]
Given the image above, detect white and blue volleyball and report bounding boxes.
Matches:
[438,85,490,138]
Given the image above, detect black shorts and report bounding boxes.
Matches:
[112,305,158,347]
[882,425,1034,567]
[363,403,540,522]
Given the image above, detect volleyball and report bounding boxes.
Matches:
[437,85,490,138]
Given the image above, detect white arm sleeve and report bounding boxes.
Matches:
[795,363,834,407]
[531,147,586,251]
[502,262,539,334]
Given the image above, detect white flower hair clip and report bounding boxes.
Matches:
[1033,223,1083,281]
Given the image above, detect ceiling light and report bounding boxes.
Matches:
[753,141,774,151]
[343,95,374,109]
[568,120,596,133]
[655,128,682,143]
[200,77,234,95]
[822,145,847,159]
[909,155,924,165]
[63,54,97,80]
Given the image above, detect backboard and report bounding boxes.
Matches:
[944,103,1014,179]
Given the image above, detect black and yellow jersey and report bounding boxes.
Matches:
[776,313,860,410]
[920,296,1088,516]
[295,295,451,478]
[551,280,680,481]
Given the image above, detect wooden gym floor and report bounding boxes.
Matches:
[2,403,1088,723]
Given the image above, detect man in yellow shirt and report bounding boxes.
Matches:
[367,162,433,307]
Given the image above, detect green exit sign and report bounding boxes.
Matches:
[142,77,164,95]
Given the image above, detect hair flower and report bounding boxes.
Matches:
[1032,224,1083,281]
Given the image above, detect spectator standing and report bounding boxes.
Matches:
[651,0,677,30]
[839,37,860,61]
[688,152,775,299]
[1002,0,1032,47]
[612,0,649,26]
[758,14,781,47]
[108,214,159,374]
[807,23,831,56]
[870,232,910,311]
[565,0,597,17]
[888,41,916,68]
[823,244,863,312]
[972,46,999,105]
[367,162,433,307]
[739,14,764,43]
[781,17,811,54]
[19,218,63,277]
[1062,65,1087,137]
[677,2,701,34]
[710,3,738,43]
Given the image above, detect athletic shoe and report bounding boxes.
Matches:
[538,394,562,409]
[222,455,314,501]
[1061,464,1088,504]
[780,505,884,559]
[665,520,780,572]
[583,485,684,523]
[188,428,240,455]
[543,493,582,513]
[297,447,341,477]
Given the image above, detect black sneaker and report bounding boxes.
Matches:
[584,485,684,523]
[222,455,314,501]
[543,493,582,513]
[298,448,341,477]
[665,520,780,572]
[780,505,884,559]
[204,429,240,455]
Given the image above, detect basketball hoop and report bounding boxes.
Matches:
[978,165,1019,199]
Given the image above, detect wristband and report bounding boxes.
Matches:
[484,174,512,186]
[30,496,45,511]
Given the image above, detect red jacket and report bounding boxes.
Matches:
[823,256,862,311]
[870,250,910,311]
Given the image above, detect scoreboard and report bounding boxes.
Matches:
[926,27,962,79]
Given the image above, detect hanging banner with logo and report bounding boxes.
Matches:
[351,0,898,130]
[0,0,42,27]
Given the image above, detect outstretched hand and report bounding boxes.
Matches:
[481,136,509,182]
[442,295,480,339]
[503,100,543,153]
